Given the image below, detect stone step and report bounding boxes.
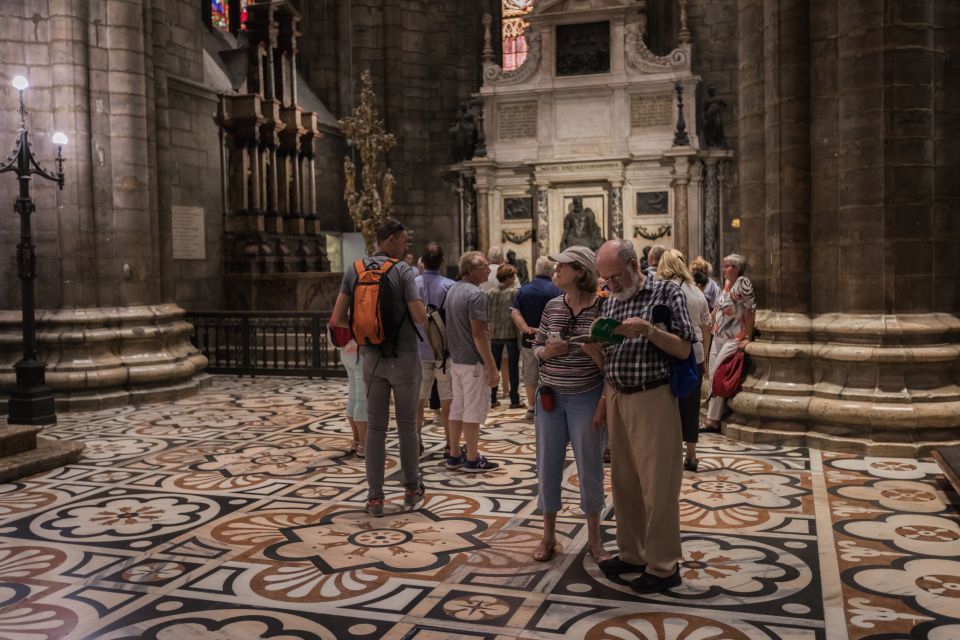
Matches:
[0,437,84,484]
[932,447,960,496]
[0,424,41,457]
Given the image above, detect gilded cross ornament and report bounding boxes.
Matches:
[338,70,396,252]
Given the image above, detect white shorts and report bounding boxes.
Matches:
[419,360,453,401]
[449,362,491,424]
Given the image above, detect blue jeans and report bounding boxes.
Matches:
[491,339,520,405]
[339,349,367,422]
[535,385,606,515]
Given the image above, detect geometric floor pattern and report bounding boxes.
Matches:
[2,375,959,639]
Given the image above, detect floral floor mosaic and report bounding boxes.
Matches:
[2,375,959,639]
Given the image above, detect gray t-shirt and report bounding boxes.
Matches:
[444,280,488,365]
[339,254,421,354]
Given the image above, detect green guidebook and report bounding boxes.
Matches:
[569,317,624,344]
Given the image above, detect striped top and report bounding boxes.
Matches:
[533,295,604,394]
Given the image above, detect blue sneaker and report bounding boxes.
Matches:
[462,455,499,473]
[445,454,464,469]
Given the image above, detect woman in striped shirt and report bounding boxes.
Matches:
[531,246,609,564]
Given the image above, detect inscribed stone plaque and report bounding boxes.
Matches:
[635,191,669,216]
[556,21,611,76]
[171,205,205,260]
[504,197,532,221]
[630,94,673,128]
[498,102,538,139]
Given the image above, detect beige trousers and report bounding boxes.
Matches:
[607,383,683,577]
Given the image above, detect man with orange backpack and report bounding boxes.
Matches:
[332,219,428,517]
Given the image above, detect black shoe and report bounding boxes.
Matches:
[598,555,646,575]
[684,458,699,472]
[490,400,501,408]
[508,402,524,409]
[630,567,682,594]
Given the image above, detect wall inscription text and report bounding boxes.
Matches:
[498,102,538,139]
[630,94,673,128]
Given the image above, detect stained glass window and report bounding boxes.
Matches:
[240,0,250,30]
[211,0,229,30]
[502,0,535,71]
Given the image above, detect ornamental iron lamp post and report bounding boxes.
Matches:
[0,75,66,425]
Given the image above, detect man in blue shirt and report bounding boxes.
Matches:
[415,242,456,458]
[510,256,562,420]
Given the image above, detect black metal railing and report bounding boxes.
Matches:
[185,311,346,378]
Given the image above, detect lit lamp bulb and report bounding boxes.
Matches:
[730,217,741,230]
[52,132,68,145]
[11,75,29,91]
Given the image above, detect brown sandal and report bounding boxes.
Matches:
[532,539,562,562]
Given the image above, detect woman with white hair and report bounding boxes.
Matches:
[703,253,755,432]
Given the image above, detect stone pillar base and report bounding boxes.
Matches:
[0,304,209,413]
[728,312,960,456]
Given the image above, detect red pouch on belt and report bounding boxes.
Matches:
[539,386,556,412]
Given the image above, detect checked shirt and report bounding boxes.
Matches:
[600,275,698,389]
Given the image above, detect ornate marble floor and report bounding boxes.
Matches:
[1,376,958,639]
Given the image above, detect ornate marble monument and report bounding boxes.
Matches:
[456,0,722,267]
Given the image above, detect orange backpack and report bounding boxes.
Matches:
[350,257,401,352]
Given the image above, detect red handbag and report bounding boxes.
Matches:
[712,349,745,398]
[328,321,352,348]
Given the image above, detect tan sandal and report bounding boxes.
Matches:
[532,539,562,562]
[588,547,612,564]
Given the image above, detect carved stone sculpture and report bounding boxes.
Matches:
[506,250,529,284]
[560,197,604,251]
[702,84,727,149]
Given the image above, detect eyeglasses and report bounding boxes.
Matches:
[599,258,636,285]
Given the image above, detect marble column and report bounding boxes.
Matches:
[736,0,767,303]
[536,184,550,258]
[671,158,691,258]
[476,187,491,255]
[727,0,960,455]
[460,174,478,252]
[702,158,720,267]
[0,0,207,415]
[609,181,624,239]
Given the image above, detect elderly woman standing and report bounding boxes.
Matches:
[531,246,609,564]
[657,250,711,471]
[704,253,755,431]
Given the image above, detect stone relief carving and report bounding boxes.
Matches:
[536,189,549,256]
[624,20,690,75]
[633,224,672,241]
[609,186,623,238]
[502,229,535,244]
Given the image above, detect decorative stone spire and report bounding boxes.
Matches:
[678,0,692,45]
[482,13,495,65]
[673,80,690,146]
[338,70,397,252]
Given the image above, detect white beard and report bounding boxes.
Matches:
[610,268,641,301]
[611,284,638,302]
